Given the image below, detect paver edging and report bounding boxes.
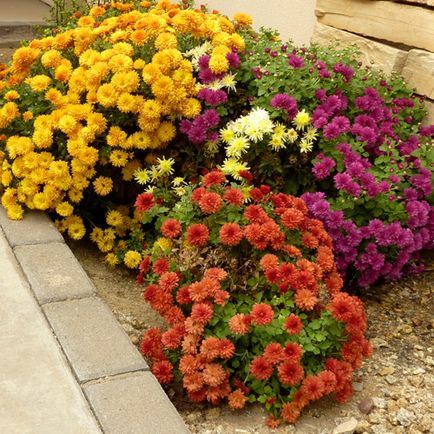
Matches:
[0,206,189,434]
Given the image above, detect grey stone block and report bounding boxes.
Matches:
[84,372,189,434]
[43,297,148,383]
[0,206,64,247]
[14,242,95,304]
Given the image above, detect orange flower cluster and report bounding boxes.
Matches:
[135,171,371,424]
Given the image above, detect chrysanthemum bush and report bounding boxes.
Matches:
[0,0,246,240]
[136,170,371,426]
[199,28,434,287]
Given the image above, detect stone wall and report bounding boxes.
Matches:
[312,0,434,125]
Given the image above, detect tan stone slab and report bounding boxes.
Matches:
[316,0,434,52]
[422,98,434,125]
[43,297,148,382]
[402,49,434,99]
[84,372,189,434]
[311,22,408,75]
[14,242,95,304]
[0,230,101,434]
[0,206,64,247]
[367,0,434,6]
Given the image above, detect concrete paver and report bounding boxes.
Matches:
[43,297,148,383]
[0,207,64,247]
[0,0,50,25]
[14,242,95,304]
[84,371,190,434]
[0,229,101,434]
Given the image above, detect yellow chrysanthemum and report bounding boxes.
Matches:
[106,209,124,226]
[108,53,133,73]
[105,253,119,267]
[156,121,176,143]
[93,176,113,196]
[111,70,140,93]
[5,90,20,101]
[155,32,178,50]
[26,75,52,92]
[96,83,118,107]
[233,12,253,26]
[107,126,128,147]
[41,49,61,67]
[56,201,74,217]
[123,250,142,269]
[109,150,129,167]
[67,220,86,240]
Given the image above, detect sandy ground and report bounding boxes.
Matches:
[68,239,433,434]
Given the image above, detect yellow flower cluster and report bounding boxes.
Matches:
[0,1,245,251]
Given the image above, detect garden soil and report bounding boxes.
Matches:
[68,239,434,434]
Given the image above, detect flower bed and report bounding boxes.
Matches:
[0,0,433,426]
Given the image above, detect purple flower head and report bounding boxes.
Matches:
[287,54,304,69]
[202,109,220,128]
[333,63,354,82]
[198,88,228,106]
[334,173,352,190]
[312,157,336,180]
[270,93,298,120]
[346,162,365,179]
[198,55,210,68]
[226,51,240,68]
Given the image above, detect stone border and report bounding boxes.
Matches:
[0,207,189,434]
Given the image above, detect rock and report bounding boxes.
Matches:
[402,50,434,100]
[311,22,407,75]
[379,366,395,376]
[385,375,397,384]
[370,338,390,349]
[358,397,375,414]
[409,375,424,387]
[373,397,386,409]
[316,0,434,51]
[356,420,371,432]
[396,408,415,427]
[205,407,221,421]
[332,417,358,434]
[353,382,363,392]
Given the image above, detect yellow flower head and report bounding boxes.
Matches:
[233,12,252,26]
[26,75,52,92]
[106,209,124,226]
[209,53,229,74]
[93,176,113,196]
[123,250,142,269]
[294,110,311,130]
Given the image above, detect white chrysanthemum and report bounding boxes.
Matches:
[270,134,286,151]
[220,157,241,176]
[226,136,250,158]
[220,73,237,92]
[220,127,235,144]
[150,166,160,181]
[174,187,186,196]
[304,127,318,141]
[294,110,311,130]
[157,157,175,175]
[287,128,298,143]
[145,185,156,193]
[300,139,313,153]
[172,177,185,187]
[134,169,150,185]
